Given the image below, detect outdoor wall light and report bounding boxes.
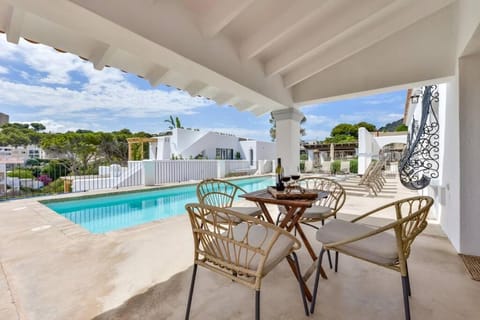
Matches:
[410,89,423,104]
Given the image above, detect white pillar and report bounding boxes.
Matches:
[272,108,304,176]
[357,127,373,175]
[217,160,226,178]
[143,160,156,186]
[458,53,480,255]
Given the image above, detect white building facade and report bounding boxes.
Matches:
[148,128,275,167]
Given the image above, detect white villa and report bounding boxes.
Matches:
[0,144,45,163]
[148,128,275,165]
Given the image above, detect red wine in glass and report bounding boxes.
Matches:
[281,176,291,184]
[291,174,301,181]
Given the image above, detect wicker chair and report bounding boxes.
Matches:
[310,196,434,320]
[185,204,309,320]
[197,178,263,220]
[295,177,346,228]
[276,177,346,269]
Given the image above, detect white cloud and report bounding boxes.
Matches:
[0,79,211,118]
[0,33,213,129]
[303,129,331,141]
[361,95,404,105]
[338,111,403,124]
[303,114,336,126]
[0,65,8,74]
[0,36,20,60]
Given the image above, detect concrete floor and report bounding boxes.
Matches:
[0,176,479,319]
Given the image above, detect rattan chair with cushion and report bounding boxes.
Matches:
[276,177,346,269]
[197,178,263,220]
[296,177,346,228]
[276,177,346,228]
[310,196,434,320]
[185,203,309,320]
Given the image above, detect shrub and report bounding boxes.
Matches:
[42,160,70,180]
[349,159,358,173]
[299,161,305,172]
[330,160,341,174]
[41,178,65,193]
[38,174,53,186]
[7,168,34,179]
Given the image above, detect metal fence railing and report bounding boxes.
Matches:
[0,161,144,201]
[1,159,271,201]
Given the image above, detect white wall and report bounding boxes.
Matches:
[358,128,375,175]
[273,108,303,176]
[374,135,407,149]
[149,128,275,163]
[240,140,275,167]
[458,53,480,255]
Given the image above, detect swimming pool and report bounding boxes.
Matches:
[43,176,275,234]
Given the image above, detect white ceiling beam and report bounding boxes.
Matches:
[89,44,116,71]
[252,105,272,116]
[196,86,220,100]
[239,0,328,60]
[199,0,255,38]
[146,66,169,88]
[265,0,395,77]
[213,92,235,105]
[284,0,456,88]
[234,100,254,111]
[244,104,260,112]
[5,5,24,44]
[158,70,191,90]
[184,80,208,96]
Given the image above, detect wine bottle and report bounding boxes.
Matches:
[275,158,285,191]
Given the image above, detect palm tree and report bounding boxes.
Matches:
[165,115,183,130]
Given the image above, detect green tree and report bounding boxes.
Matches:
[40,132,100,174]
[323,121,376,143]
[355,121,376,132]
[395,124,408,131]
[323,134,357,144]
[164,115,183,130]
[331,123,357,138]
[30,123,46,132]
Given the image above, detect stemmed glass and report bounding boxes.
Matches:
[281,175,291,185]
[291,168,301,192]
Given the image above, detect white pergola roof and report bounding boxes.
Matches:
[0,0,476,115]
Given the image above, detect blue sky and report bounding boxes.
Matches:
[0,34,406,142]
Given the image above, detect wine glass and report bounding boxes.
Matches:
[291,173,301,181]
[281,175,291,184]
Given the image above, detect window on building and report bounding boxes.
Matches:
[216,148,234,160]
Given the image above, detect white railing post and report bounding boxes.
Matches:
[143,160,155,186]
[217,160,226,178]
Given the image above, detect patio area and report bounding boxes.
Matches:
[1,176,479,320]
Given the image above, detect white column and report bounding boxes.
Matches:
[458,53,480,255]
[272,108,304,176]
[143,160,156,186]
[357,127,373,175]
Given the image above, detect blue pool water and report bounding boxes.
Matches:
[44,176,275,234]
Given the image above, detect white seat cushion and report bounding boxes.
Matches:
[302,205,333,219]
[316,219,398,265]
[230,206,263,217]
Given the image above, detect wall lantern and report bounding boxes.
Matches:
[409,89,422,104]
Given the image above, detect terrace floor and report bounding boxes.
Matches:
[1,176,479,319]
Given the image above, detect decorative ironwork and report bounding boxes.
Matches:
[399,85,440,190]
